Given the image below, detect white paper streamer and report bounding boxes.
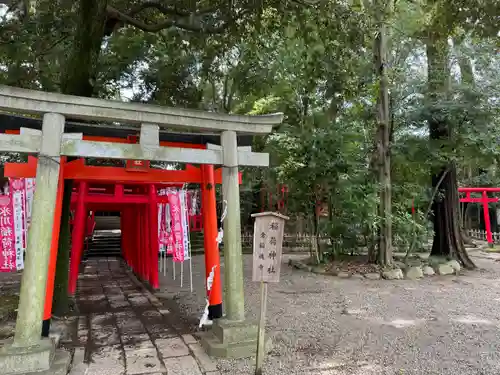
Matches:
[198,199,228,327]
[199,265,217,328]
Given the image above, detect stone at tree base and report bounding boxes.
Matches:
[364,273,381,280]
[405,266,424,280]
[436,264,454,275]
[393,261,406,270]
[446,260,461,273]
[337,272,351,278]
[381,269,404,280]
[312,266,328,275]
[352,274,365,280]
[427,256,448,267]
[422,266,435,276]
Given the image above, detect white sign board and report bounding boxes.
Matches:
[251,212,288,283]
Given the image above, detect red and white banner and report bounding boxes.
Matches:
[179,190,190,261]
[0,195,16,272]
[158,189,174,255]
[157,188,192,262]
[10,179,25,270]
[168,191,185,262]
[0,178,37,272]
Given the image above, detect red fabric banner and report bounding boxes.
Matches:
[168,191,185,262]
[0,195,16,272]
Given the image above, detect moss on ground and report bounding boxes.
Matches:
[485,245,500,253]
[0,294,18,322]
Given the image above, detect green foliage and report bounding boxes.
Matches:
[0,0,498,262]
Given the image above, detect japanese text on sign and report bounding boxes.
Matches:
[251,212,288,283]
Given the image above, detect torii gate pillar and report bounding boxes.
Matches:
[200,131,260,358]
[0,114,65,373]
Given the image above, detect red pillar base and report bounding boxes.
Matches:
[201,164,222,319]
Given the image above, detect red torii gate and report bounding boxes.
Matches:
[4,133,241,335]
[459,187,499,245]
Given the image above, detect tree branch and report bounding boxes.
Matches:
[128,2,218,18]
[106,5,230,34]
[35,34,70,57]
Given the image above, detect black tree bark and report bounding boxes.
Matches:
[426,30,475,269]
[52,0,108,314]
[429,164,475,268]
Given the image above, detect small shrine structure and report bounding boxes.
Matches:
[0,85,282,374]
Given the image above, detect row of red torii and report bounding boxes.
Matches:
[3,154,234,329]
[0,85,283,373]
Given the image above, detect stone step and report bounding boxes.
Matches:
[89,242,121,248]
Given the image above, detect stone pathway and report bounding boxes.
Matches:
[69,258,220,375]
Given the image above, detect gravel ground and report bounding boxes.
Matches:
[0,271,21,339]
[158,250,500,375]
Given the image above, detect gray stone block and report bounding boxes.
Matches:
[212,319,258,344]
[199,332,271,359]
[199,319,271,359]
[125,348,165,375]
[182,334,198,345]
[162,356,202,375]
[405,266,424,280]
[436,264,454,275]
[189,343,218,372]
[0,338,55,374]
[28,349,71,375]
[382,268,404,280]
[156,337,189,358]
[86,344,124,375]
[422,266,435,276]
[446,259,461,273]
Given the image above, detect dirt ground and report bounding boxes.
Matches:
[2,248,500,374]
[158,248,500,375]
[0,272,21,340]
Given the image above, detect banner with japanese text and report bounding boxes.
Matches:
[179,190,190,260]
[157,188,192,262]
[0,195,16,272]
[168,191,185,262]
[10,179,25,270]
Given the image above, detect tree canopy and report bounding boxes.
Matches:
[1,0,499,271]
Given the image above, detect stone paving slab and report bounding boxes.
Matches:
[125,348,165,375]
[86,345,125,375]
[162,356,203,375]
[156,337,190,358]
[121,332,150,345]
[68,258,213,375]
[123,338,155,351]
[189,343,218,373]
[182,334,198,345]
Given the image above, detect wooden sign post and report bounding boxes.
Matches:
[251,212,289,375]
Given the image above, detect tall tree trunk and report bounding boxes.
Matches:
[52,0,108,314]
[373,0,392,267]
[454,36,478,246]
[426,32,475,268]
[310,200,320,264]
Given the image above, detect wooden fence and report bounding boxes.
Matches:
[241,232,331,252]
[467,229,500,242]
